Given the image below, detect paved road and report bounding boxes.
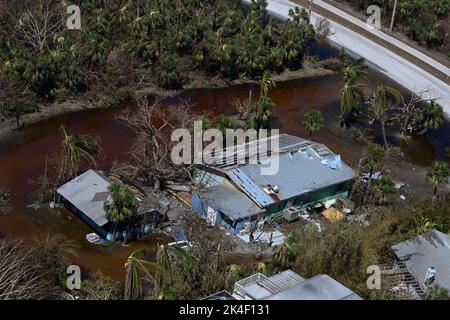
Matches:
[243,0,450,117]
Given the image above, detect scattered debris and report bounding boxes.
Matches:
[86,233,101,244]
[237,229,286,246]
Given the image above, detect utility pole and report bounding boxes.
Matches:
[389,0,398,32]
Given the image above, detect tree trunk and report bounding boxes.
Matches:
[381,119,388,149]
[363,169,374,205]
[112,224,118,242]
[309,130,312,137]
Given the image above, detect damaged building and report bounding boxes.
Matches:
[57,169,161,241]
[192,134,357,235]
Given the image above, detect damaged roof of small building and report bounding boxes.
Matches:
[57,170,111,227]
[200,181,263,221]
[227,151,357,206]
[196,134,357,214]
[392,229,450,291]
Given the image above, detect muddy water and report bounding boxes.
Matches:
[0,70,449,281]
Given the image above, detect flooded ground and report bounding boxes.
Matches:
[0,64,449,280]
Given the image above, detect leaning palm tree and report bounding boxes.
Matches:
[371,85,401,148]
[32,234,80,284]
[124,249,165,300]
[58,125,100,181]
[426,161,449,200]
[104,182,137,241]
[153,243,194,298]
[340,82,365,127]
[343,58,366,84]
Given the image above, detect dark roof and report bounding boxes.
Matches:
[392,229,450,291]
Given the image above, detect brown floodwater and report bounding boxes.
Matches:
[0,68,449,281]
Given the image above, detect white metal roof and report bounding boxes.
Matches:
[57,170,111,227]
[392,229,450,291]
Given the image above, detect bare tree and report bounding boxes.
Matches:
[393,89,431,137]
[10,0,64,53]
[0,238,62,300]
[315,17,335,42]
[121,96,196,189]
[0,74,34,130]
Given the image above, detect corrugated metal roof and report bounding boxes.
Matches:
[200,181,263,221]
[230,151,357,204]
[228,169,275,207]
[392,229,450,291]
[199,134,336,170]
[57,170,110,227]
[264,274,363,300]
[258,270,305,294]
[235,270,305,299]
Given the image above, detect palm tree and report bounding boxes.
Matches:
[253,96,275,130]
[425,285,450,300]
[340,82,365,127]
[415,100,445,135]
[124,249,165,300]
[414,217,438,236]
[58,125,100,181]
[214,114,234,134]
[426,161,449,199]
[104,182,137,241]
[260,72,276,96]
[303,109,325,137]
[339,57,366,127]
[342,58,366,83]
[33,234,80,284]
[371,85,401,148]
[361,144,385,204]
[154,244,194,298]
[375,176,396,204]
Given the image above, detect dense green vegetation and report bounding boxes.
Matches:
[337,0,450,56]
[269,194,450,298]
[0,0,315,122]
[337,51,445,146]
